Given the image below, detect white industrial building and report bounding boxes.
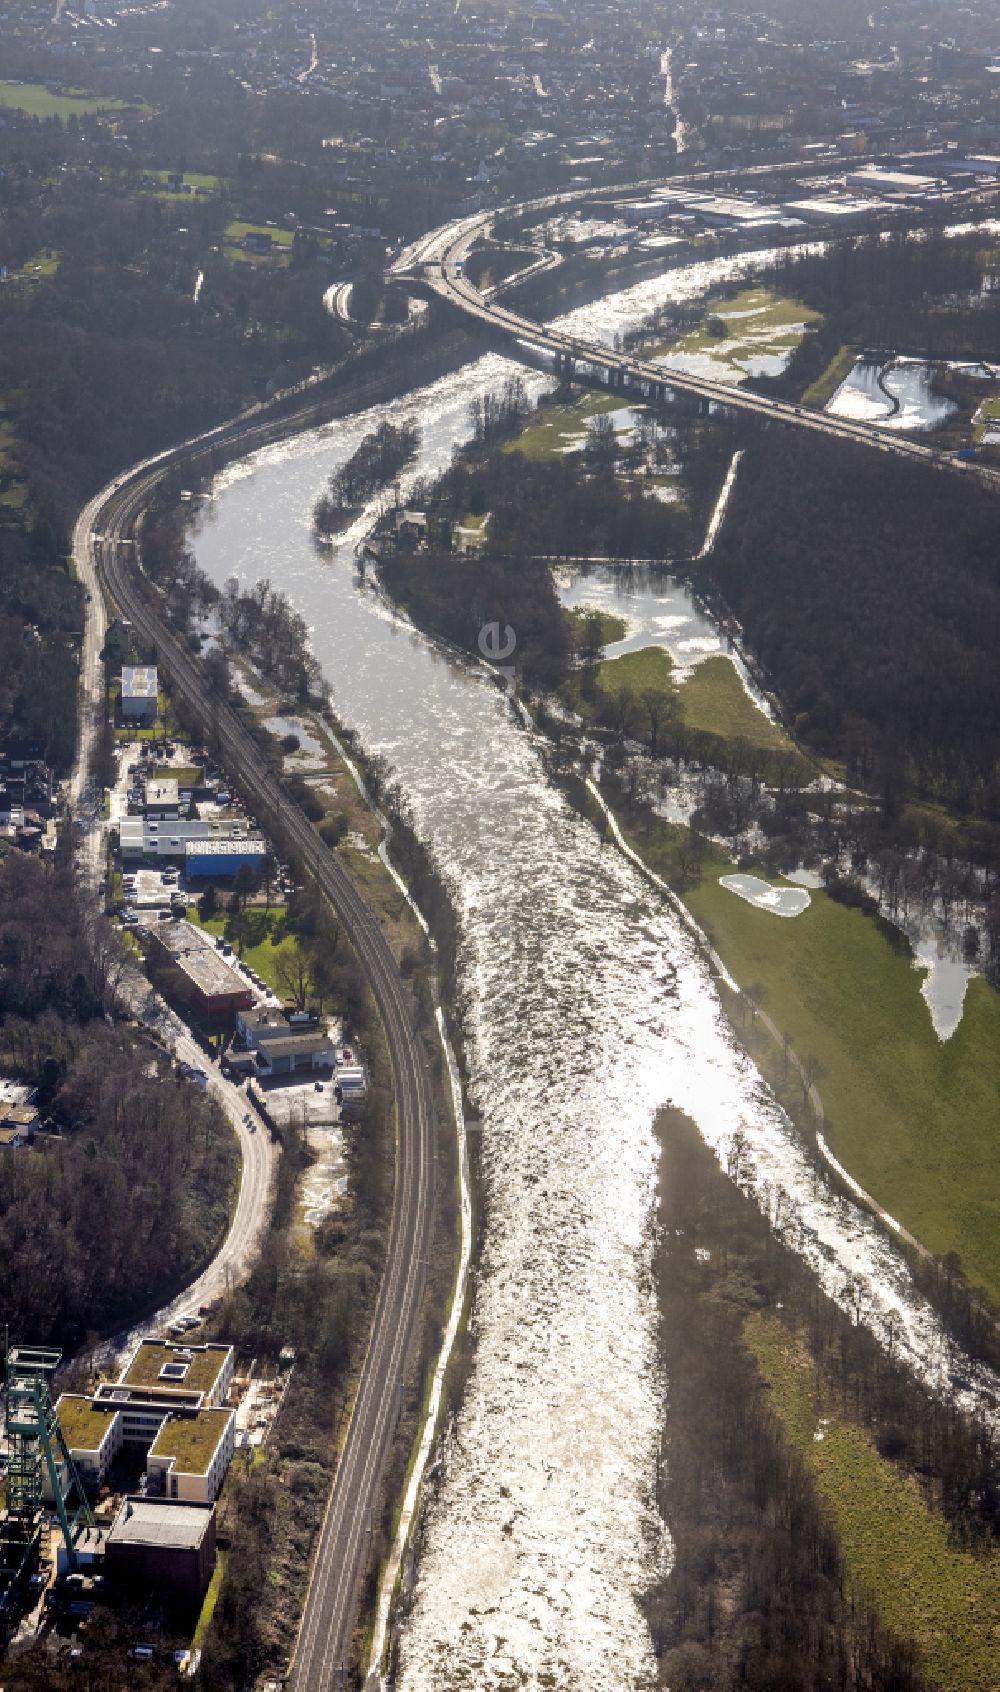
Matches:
[846,166,941,200]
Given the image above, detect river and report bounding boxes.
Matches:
[190,254,997,1690]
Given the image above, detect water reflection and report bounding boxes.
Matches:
[190,254,997,1691]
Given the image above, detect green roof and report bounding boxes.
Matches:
[149,1410,231,1475]
[57,1394,119,1454]
[121,1341,230,1399]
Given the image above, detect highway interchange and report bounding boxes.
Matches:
[68,168,1000,1684]
[391,178,1000,485]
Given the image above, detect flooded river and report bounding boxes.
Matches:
[191,256,996,1690]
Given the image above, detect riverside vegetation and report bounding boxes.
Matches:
[128,491,465,1687]
[313,418,420,540]
[650,1105,1000,1692]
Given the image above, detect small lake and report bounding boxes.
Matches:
[826,358,957,431]
[720,874,811,917]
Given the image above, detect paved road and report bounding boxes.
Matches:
[68,499,279,1372]
[391,187,1000,485]
[77,437,437,1689]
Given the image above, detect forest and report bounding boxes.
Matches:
[648,1104,998,1690]
[0,526,82,772]
[700,425,1000,817]
[0,854,237,1352]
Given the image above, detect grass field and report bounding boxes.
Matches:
[565,605,628,648]
[0,81,133,120]
[686,870,1000,1306]
[12,250,60,282]
[565,644,796,757]
[223,221,294,269]
[801,343,857,409]
[650,287,821,381]
[150,169,223,191]
[677,654,794,753]
[506,391,632,461]
[188,907,297,999]
[747,1312,1000,1692]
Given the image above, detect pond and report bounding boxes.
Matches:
[720,873,811,917]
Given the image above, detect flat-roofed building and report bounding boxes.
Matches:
[119,1339,234,1407]
[106,1499,217,1606]
[184,837,268,878]
[146,922,254,1021]
[145,778,180,819]
[255,1031,337,1076]
[120,817,246,862]
[51,1395,124,1494]
[93,1381,205,1445]
[120,666,158,724]
[846,166,940,199]
[146,1408,235,1504]
[782,195,886,226]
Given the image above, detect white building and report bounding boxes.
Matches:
[120,666,158,724]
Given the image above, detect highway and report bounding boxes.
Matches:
[63,168,995,1676]
[76,416,438,1688]
[391,191,1000,484]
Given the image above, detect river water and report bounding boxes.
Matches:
[191,256,997,1691]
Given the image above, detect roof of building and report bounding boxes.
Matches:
[1,1104,38,1126]
[108,1499,214,1551]
[121,666,158,699]
[847,167,938,191]
[152,924,252,1001]
[0,1127,22,1146]
[148,1409,232,1475]
[258,1034,337,1061]
[120,1340,231,1401]
[146,780,179,806]
[184,837,268,859]
[56,1394,120,1453]
[96,1382,204,1410]
[239,1007,292,1040]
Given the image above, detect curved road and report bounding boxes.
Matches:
[391,190,1000,485]
[66,171,996,1677]
[77,428,437,1688]
[70,492,279,1370]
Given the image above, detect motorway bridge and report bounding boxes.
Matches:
[390,189,997,484]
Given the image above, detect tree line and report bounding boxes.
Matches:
[0,854,237,1353]
[647,1103,997,1690]
[313,418,420,539]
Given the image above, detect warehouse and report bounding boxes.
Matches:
[782,195,885,227]
[846,166,941,200]
[184,837,269,878]
[120,666,158,724]
[146,922,254,1020]
[106,1500,217,1607]
[120,817,250,862]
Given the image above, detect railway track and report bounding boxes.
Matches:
[81,435,438,1688]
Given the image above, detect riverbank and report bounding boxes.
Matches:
[182,235,1000,1687]
[650,1103,1000,1692]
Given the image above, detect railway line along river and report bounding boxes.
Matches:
[190,257,997,1690]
